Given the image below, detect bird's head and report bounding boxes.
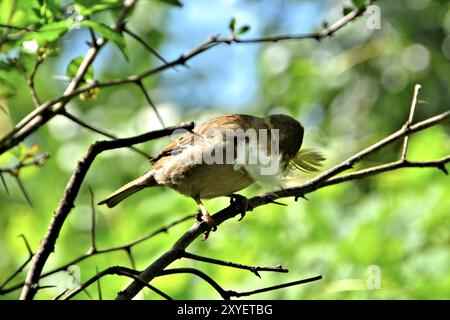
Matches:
[266,114,304,159]
[266,114,325,173]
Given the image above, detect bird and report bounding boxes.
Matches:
[98,114,325,238]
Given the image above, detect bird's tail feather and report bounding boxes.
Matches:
[98,174,156,208]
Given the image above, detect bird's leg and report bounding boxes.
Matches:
[227,194,253,221]
[194,197,217,240]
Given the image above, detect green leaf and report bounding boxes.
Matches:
[66,56,94,82]
[351,0,366,9]
[236,25,250,35]
[7,0,42,26]
[157,0,183,7]
[23,20,69,45]
[74,0,121,15]
[0,0,15,24]
[229,17,236,33]
[81,20,128,60]
[342,6,354,16]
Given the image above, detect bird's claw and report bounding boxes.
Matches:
[198,211,217,240]
[229,194,252,221]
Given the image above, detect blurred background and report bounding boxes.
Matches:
[0,0,449,299]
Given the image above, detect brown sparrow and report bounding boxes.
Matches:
[98,114,324,238]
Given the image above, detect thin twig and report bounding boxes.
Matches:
[158,268,321,300]
[159,268,230,299]
[60,110,152,159]
[0,235,33,292]
[0,23,34,31]
[1,171,9,194]
[9,55,42,107]
[227,275,322,298]
[401,84,422,160]
[135,80,165,128]
[125,247,136,270]
[14,175,33,207]
[88,186,97,252]
[0,214,193,295]
[0,152,49,206]
[95,267,102,300]
[182,251,288,278]
[123,27,172,68]
[52,289,68,300]
[322,156,450,186]
[63,266,171,300]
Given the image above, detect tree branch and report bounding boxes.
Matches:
[63,266,171,300]
[0,213,193,295]
[159,268,321,300]
[122,26,172,67]
[115,104,449,300]
[0,235,33,293]
[401,84,422,160]
[19,122,194,300]
[60,110,152,159]
[226,275,322,299]
[135,80,165,128]
[182,251,288,278]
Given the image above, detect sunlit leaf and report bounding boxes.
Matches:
[236,24,250,35]
[22,20,69,45]
[66,55,94,82]
[74,0,121,15]
[229,17,236,32]
[342,6,354,16]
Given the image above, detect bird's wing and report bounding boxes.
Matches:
[150,115,258,169]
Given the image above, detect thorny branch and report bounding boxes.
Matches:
[17,122,194,300]
[0,235,33,292]
[115,91,449,300]
[59,109,152,159]
[0,212,193,295]
[182,251,288,278]
[0,147,49,206]
[62,266,321,300]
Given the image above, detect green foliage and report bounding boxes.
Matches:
[66,56,94,82]
[351,0,366,9]
[23,21,69,45]
[229,17,236,33]
[228,17,251,36]
[0,0,449,300]
[342,6,354,16]
[236,24,250,35]
[74,0,121,15]
[157,0,183,7]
